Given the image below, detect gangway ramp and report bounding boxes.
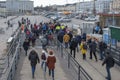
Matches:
[14,47,70,80]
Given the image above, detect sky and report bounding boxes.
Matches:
[32,0,91,7]
[0,0,91,7]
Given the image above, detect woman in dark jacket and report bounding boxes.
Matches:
[28,49,40,78]
[23,39,29,56]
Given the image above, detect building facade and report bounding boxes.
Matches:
[0,1,6,8]
[6,0,34,15]
[111,0,120,12]
[57,4,76,12]
[76,0,112,14]
[0,1,6,16]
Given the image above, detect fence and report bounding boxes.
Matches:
[0,27,24,80]
[107,46,120,66]
[56,41,93,80]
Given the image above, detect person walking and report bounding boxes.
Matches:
[69,37,78,58]
[89,39,98,61]
[23,39,30,56]
[63,33,70,48]
[47,50,56,80]
[41,50,48,73]
[102,52,115,80]
[28,49,40,79]
[99,40,107,60]
[80,40,87,60]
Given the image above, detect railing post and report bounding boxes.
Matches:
[15,55,17,70]
[68,54,70,68]
[78,65,81,80]
[8,53,9,67]
[119,53,120,66]
[57,40,59,50]
[61,44,63,58]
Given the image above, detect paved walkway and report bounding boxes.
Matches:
[14,46,70,80]
[14,39,120,80]
[73,49,120,80]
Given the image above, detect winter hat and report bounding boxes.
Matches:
[49,50,53,55]
[42,50,45,53]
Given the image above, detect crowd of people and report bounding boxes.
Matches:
[19,17,114,80]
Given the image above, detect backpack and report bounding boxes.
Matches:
[110,57,115,68]
[30,54,37,63]
[103,43,107,49]
[41,53,46,60]
[83,44,87,50]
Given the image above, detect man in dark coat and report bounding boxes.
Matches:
[102,52,114,80]
[89,39,97,61]
[28,49,40,78]
[99,41,107,60]
[57,30,65,43]
[67,31,73,44]
[23,39,30,56]
[69,38,78,58]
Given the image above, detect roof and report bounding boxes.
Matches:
[98,13,120,17]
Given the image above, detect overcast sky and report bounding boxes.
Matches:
[32,0,91,7]
[0,0,91,7]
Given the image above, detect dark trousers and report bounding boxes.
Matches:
[70,49,76,58]
[31,65,36,78]
[83,54,86,60]
[49,69,54,80]
[90,50,97,61]
[65,42,69,48]
[106,66,111,80]
[99,50,105,60]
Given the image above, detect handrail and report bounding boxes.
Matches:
[0,26,22,80]
[96,45,120,66]
[56,40,93,80]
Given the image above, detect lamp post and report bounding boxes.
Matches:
[93,0,96,16]
[112,1,115,26]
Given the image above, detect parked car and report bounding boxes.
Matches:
[84,16,96,21]
[75,16,81,19]
[57,17,71,22]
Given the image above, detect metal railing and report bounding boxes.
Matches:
[56,41,93,80]
[96,45,120,66]
[107,46,120,66]
[0,27,23,80]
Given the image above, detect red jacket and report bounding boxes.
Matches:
[47,55,56,69]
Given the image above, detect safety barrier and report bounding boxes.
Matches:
[0,27,23,80]
[56,41,93,80]
[107,46,120,66]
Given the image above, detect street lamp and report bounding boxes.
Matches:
[93,0,96,16]
[112,1,115,26]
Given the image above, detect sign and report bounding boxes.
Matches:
[110,26,120,40]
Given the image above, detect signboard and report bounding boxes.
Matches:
[110,26,120,40]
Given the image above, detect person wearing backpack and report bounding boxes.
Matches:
[69,37,78,58]
[80,40,87,60]
[28,49,40,79]
[23,39,30,56]
[41,50,48,73]
[102,52,115,80]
